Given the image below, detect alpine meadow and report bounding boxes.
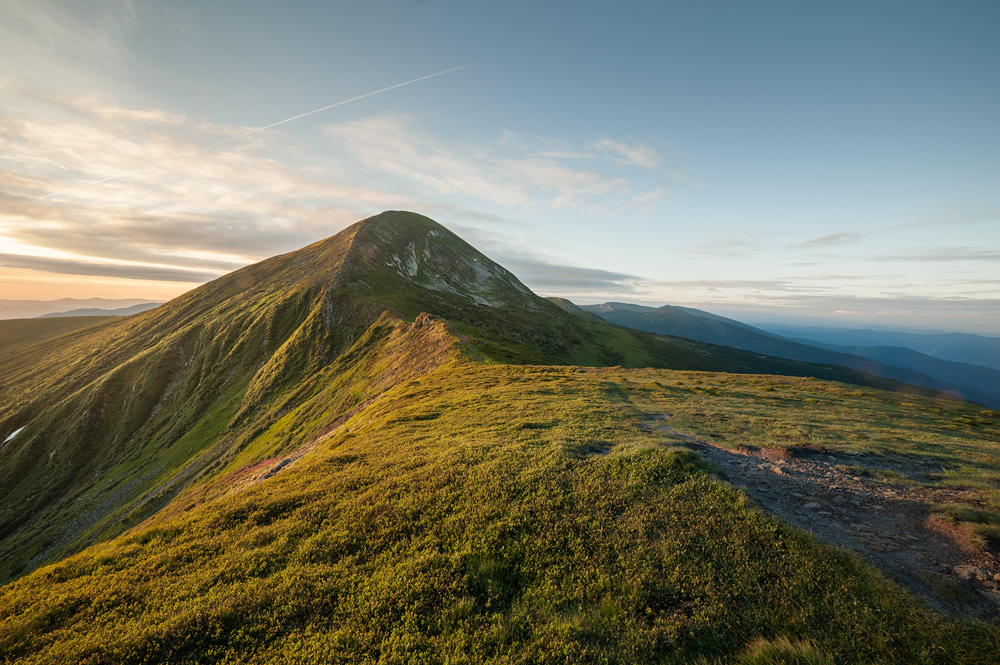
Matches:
[0,211,998,664]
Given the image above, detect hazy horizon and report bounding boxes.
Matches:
[1,1,997,334]
[3,290,998,337]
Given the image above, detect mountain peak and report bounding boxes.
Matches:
[339,211,536,311]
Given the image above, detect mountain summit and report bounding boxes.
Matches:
[336,211,537,309]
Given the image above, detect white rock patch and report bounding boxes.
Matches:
[3,426,25,445]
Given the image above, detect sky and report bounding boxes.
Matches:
[1,0,998,333]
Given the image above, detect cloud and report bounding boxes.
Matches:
[643,278,813,293]
[628,188,666,206]
[631,291,1000,335]
[0,0,134,94]
[67,95,187,125]
[0,76,691,296]
[0,95,421,275]
[871,248,1000,262]
[501,258,642,293]
[801,232,860,247]
[594,138,660,169]
[324,115,673,211]
[3,89,682,296]
[956,278,1000,285]
[0,253,221,283]
[889,207,1000,231]
[689,233,766,257]
[428,222,642,296]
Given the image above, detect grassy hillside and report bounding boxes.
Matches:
[0,317,115,354]
[1,363,998,663]
[2,211,998,662]
[2,212,943,584]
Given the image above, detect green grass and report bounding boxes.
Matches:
[0,316,115,354]
[1,364,997,664]
[615,369,1000,512]
[932,503,1000,553]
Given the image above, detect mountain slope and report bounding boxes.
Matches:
[1,211,998,662]
[2,364,998,663]
[2,211,960,584]
[0,211,876,583]
[580,302,1000,408]
[0,214,410,581]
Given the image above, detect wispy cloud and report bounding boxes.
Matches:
[888,206,1000,231]
[801,232,860,246]
[871,248,1000,262]
[644,278,810,293]
[324,115,678,212]
[2,88,686,289]
[0,0,134,94]
[0,94,418,280]
[66,95,188,125]
[689,233,766,257]
[0,253,220,283]
[594,138,660,169]
[431,222,642,296]
[501,258,642,294]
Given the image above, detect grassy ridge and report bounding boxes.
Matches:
[2,211,948,584]
[0,306,458,583]
[1,365,997,663]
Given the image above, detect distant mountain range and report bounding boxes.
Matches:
[579,302,1000,409]
[37,302,162,318]
[757,324,1000,372]
[0,298,161,320]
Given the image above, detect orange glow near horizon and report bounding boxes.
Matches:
[0,267,199,302]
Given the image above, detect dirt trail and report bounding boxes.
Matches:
[643,415,1000,622]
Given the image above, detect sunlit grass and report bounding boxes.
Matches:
[1,364,997,663]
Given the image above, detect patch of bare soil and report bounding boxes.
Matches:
[643,415,1000,622]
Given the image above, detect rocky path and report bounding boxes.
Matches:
[643,415,1000,622]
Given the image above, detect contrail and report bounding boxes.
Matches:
[36,63,476,201]
[205,63,476,149]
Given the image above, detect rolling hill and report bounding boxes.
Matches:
[38,303,162,318]
[579,302,1000,409]
[1,211,997,663]
[798,341,1000,402]
[758,324,1000,373]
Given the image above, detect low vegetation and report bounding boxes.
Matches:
[618,370,1000,542]
[1,364,998,663]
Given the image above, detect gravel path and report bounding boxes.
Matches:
[643,414,1000,622]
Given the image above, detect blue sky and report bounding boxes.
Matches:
[1,0,998,332]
